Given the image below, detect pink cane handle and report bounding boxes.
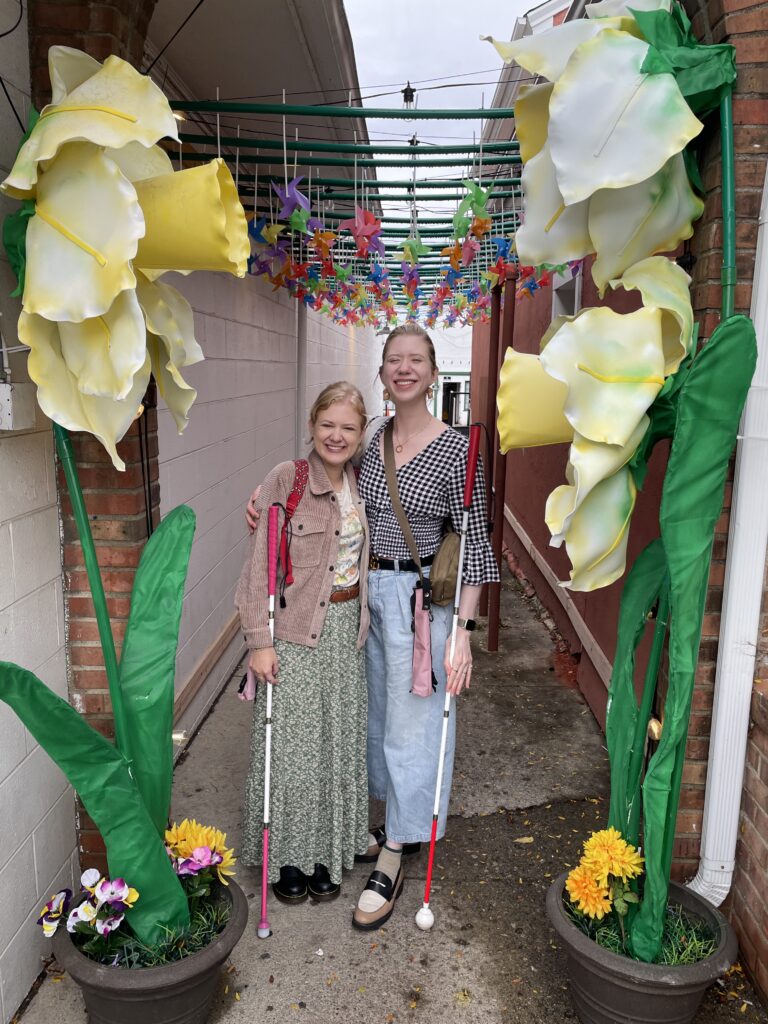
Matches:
[267,505,280,597]
[463,425,482,509]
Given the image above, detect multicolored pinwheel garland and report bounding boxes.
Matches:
[245,172,520,330]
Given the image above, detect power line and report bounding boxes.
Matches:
[0,75,24,132]
[144,0,208,75]
[0,0,22,40]
[219,66,505,102]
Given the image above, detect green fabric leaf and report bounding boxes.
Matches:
[606,538,667,844]
[2,200,34,297]
[0,662,190,944]
[632,6,736,116]
[630,315,757,961]
[2,108,40,296]
[118,505,196,835]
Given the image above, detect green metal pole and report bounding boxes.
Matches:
[625,582,670,849]
[313,189,522,202]
[182,151,521,170]
[720,86,736,320]
[178,132,519,156]
[171,100,514,120]
[53,424,130,759]
[239,175,521,190]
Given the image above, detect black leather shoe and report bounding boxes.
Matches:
[272,865,308,904]
[308,863,340,902]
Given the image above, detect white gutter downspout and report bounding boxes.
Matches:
[688,160,768,905]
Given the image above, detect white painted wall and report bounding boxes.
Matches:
[158,271,381,734]
[0,8,77,1022]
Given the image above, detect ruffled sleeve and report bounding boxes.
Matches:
[447,446,500,586]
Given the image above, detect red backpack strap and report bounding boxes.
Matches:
[279,459,309,587]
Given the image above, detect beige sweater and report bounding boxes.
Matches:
[235,450,370,651]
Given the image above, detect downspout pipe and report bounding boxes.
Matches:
[687,155,768,905]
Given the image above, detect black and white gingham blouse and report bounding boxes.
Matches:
[358,424,500,586]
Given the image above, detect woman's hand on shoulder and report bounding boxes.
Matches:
[249,646,279,684]
[246,486,262,533]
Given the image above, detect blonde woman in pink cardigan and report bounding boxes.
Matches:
[236,382,370,906]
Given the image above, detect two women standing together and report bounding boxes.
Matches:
[236,323,498,930]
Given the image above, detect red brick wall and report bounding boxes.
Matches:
[28,0,160,872]
[28,0,157,105]
[681,1,768,999]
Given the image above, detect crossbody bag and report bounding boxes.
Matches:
[382,421,440,698]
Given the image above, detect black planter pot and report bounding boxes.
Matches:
[52,880,249,1024]
[546,872,737,1024]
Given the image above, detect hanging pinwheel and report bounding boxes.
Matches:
[272,176,310,219]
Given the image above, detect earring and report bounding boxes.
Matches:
[426,386,434,400]
[383,388,390,401]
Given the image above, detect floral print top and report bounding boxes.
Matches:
[334,473,364,588]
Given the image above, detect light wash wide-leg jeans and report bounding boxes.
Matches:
[365,565,455,844]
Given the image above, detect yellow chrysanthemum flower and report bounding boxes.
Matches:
[582,827,644,885]
[565,864,613,920]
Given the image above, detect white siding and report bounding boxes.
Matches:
[0,8,76,1022]
[158,271,381,735]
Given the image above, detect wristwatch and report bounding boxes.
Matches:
[457,617,476,632]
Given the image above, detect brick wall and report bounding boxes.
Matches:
[679,0,768,999]
[27,0,157,104]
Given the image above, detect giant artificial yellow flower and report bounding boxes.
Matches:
[496,259,694,591]
[1,46,249,470]
[566,864,613,919]
[482,4,703,292]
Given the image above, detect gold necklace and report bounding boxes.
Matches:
[393,421,431,454]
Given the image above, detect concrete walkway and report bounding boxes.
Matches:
[19,576,768,1023]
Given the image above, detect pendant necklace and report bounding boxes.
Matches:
[394,421,430,454]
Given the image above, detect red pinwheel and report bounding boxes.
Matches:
[338,206,383,258]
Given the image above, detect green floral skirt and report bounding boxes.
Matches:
[242,599,369,884]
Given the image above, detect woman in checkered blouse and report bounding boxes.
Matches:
[350,323,498,930]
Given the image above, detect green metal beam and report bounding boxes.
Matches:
[298,210,512,224]
[178,132,518,157]
[171,100,514,120]
[237,175,520,190]
[316,189,522,202]
[178,141,519,169]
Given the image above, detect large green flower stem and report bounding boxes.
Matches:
[53,423,130,761]
[1,425,197,942]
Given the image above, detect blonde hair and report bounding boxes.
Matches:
[309,381,367,432]
[381,322,438,373]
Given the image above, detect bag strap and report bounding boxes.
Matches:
[382,421,424,585]
[279,459,309,588]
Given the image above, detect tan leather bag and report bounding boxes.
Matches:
[429,529,460,606]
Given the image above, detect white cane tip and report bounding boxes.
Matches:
[415,905,434,931]
[257,926,271,939]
